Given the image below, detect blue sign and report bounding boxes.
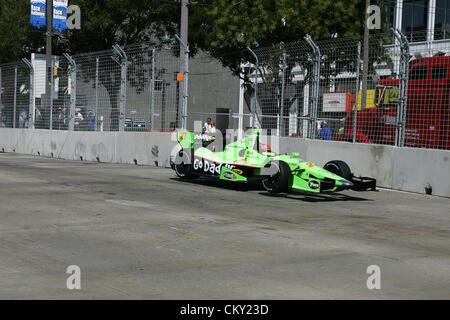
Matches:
[53,0,68,32]
[30,0,46,30]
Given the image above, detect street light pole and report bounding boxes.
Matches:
[45,0,53,128]
[179,0,189,128]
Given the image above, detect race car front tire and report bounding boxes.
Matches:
[262,161,291,194]
[323,160,352,181]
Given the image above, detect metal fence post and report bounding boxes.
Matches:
[113,45,128,132]
[22,58,35,129]
[13,65,18,128]
[175,35,189,130]
[150,48,156,131]
[95,57,99,131]
[63,53,77,131]
[247,47,259,129]
[279,49,287,137]
[353,42,362,143]
[183,44,189,130]
[0,67,2,120]
[49,57,54,130]
[392,28,410,147]
[305,35,321,139]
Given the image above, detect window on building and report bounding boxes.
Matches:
[409,67,428,80]
[385,3,395,30]
[402,0,428,42]
[432,66,447,79]
[435,0,450,40]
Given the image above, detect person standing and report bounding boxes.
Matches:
[319,121,332,141]
[203,117,212,133]
[19,109,28,128]
[208,121,217,134]
[86,110,96,131]
[74,109,84,131]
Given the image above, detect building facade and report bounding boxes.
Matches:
[390,0,450,55]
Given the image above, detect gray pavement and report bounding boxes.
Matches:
[0,153,449,299]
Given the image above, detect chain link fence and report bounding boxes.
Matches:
[1,31,449,150]
[246,30,449,150]
[0,62,32,129]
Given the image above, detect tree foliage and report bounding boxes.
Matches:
[0,0,389,130]
[0,0,389,70]
[0,0,180,63]
[66,0,179,54]
[0,0,45,63]
[189,0,366,76]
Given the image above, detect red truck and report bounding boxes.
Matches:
[338,56,450,150]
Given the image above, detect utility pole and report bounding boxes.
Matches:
[179,0,188,127]
[361,0,370,110]
[45,0,53,128]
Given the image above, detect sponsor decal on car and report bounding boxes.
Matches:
[223,172,236,180]
[309,180,320,190]
[232,168,243,175]
[194,134,215,141]
[193,158,235,176]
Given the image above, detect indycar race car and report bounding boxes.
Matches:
[170,130,376,194]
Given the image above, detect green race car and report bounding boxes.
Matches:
[170,130,376,194]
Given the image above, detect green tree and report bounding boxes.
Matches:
[0,0,179,62]
[0,0,45,63]
[66,0,180,130]
[189,0,366,77]
[0,0,180,129]
[187,0,390,132]
[184,0,364,131]
[0,0,389,130]
[66,0,179,54]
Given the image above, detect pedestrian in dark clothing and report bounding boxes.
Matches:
[86,110,96,131]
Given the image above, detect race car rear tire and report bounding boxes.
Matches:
[174,153,199,180]
[323,160,352,181]
[262,161,291,194]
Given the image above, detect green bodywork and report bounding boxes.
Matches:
[273,153,352,193]
[176,130,352,193]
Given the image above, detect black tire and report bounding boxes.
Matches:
[174,151,199,180]
[262,161,291,194]
[323,160,352,180]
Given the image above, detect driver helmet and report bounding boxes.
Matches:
[260,143,271,152]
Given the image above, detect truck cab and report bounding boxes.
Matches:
[340,56,450,150]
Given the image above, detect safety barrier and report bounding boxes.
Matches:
[1,128,448,197]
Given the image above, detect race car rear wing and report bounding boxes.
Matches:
[177,131,195,150]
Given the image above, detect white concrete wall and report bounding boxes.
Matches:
[392,147,450,197]
[1,129,449,197]
[0,128,177,168]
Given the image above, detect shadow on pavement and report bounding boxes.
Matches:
[169,177,253,192]
[171,177,372,202]
[259,191,371,202]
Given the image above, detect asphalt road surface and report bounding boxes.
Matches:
[0,153,449,299]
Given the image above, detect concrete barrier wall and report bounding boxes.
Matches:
[1,129,449,197]
[0,129,177,168]
[392,147,450,197]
